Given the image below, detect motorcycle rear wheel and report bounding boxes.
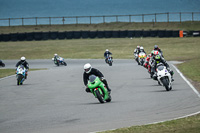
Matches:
[106,94,112,102]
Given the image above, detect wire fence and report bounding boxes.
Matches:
[0,12,199,26]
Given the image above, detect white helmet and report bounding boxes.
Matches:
[54,53,58,56]
[106,49,109,52]
[140,46,144,50]
[84,63,92,73]
[21,56,26,61]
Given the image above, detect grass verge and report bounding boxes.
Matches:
[102,113,200,133]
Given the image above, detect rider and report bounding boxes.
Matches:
[139,46,146,54]
[154,45,163,57]
[144,54,151,69]
[54,53,60,60]
[104,49,112,63]
[134,46,140,63]
[153,55,174,81]
[83,63,111,93]
[16,56,29,79]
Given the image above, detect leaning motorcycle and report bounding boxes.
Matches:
[138,52,146,66]
[16,65,26,85]
[156,63,172,91]
[87,75,111,103]
[0,60,5,67]
[106,55,113,66]
[52,57,67,66]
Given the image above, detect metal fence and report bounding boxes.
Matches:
[0,12,199,26]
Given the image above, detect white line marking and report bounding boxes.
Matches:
[172,64,200,98]
[0,75,15,81]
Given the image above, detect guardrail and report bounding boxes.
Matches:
[0,12,199,26]
[0,30,199,42]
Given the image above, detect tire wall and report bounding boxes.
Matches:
[0,30,198,41]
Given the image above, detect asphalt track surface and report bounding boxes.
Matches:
[0,59,200,133]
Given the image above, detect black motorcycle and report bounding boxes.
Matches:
[0,60,5,67]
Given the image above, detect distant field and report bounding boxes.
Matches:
[0,21,200,34]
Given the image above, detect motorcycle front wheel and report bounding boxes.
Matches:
[17,75,23,85]
[161,78,170,91]
[95,90,104,103]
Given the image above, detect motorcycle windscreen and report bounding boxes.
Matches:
[89,75,97,83]
[157,66,164,71]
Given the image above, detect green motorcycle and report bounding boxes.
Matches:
[88,75,111,103]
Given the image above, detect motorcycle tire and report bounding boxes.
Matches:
[109,62,112,66]
[1,63,5,67]
[63,62,67,66]
[95,90,104,103]
[161,78,170,91]
[106,94,112,102]
[17,75,23,86]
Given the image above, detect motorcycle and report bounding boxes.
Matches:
[138,52,146,66]
[134,53,140,65]
[105,54,113,66]
[16,65,26,85]
[87,75,111,103]
[156,63,172,91]
[0,60,5,67]
[52,57,67,66]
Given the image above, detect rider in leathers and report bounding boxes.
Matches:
[152,55,174,81]
[104,49,112,63]
[16,56,29,79]
[83,63,111,93]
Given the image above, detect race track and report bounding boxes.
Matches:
[0,59,200,133]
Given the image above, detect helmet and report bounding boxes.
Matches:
[84,63,92,73]
[155,55,161,61]
[137,46,140,49]
[106,49,109,52]
[154,45,158,49]
[54,53,58,56]
[20,56,26,62]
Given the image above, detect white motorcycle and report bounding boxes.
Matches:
[156,63,172,91]
[138,52,146,66]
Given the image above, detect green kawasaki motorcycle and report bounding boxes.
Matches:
[88,75,112,103]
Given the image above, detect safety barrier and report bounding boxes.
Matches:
[0,30,199,42]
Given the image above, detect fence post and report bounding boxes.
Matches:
[22,18,24,26]
[9,18,10,27]
[49,17,51,25]
[76,16,78,24]
[155,13,157,23]
[142,14,144,23]
[129,15,131,23]
[36,17,37,26]
[62,17,65,25]
[192,12,194,22]
[103,16,105,23]
[180,12,181,23]
[167,12,169,23]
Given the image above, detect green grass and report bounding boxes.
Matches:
[1,21,200,34]
[0,38,200,60]
[102,114,200,133]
